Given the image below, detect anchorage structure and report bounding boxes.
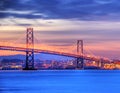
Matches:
[77,40,84,69]
[24,28,35,70]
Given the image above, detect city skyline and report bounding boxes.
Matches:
[0,0,120,59]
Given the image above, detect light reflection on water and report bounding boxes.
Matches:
[0,70,120,93]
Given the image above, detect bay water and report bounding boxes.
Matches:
[0,70,120,93]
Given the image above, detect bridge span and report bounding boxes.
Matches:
[0,45,110,62]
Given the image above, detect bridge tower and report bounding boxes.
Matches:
[76,40,84,69]
[23,28,35,70]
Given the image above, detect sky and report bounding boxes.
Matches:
[0,0,120,59]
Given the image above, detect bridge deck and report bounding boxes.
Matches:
[0,45,110,62]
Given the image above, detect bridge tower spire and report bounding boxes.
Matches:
[77,40,83,55]
[76,40,84,69]
[23,28,35,70]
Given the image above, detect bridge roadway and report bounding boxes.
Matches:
[0,45,110,62]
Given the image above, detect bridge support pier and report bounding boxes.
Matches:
[23,28,36,70]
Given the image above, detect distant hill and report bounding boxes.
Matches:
[0,53,74,61]
[1,59,23,63]
[0,54,25,61]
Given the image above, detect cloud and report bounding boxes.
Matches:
[0,0,120,21]
[95,0,115,4]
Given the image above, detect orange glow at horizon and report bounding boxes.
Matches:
[0,41,120,59]
[0,43,77,56]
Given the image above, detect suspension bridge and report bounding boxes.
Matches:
[0,28,110,70]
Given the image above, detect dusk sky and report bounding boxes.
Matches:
[0,0,120,59]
